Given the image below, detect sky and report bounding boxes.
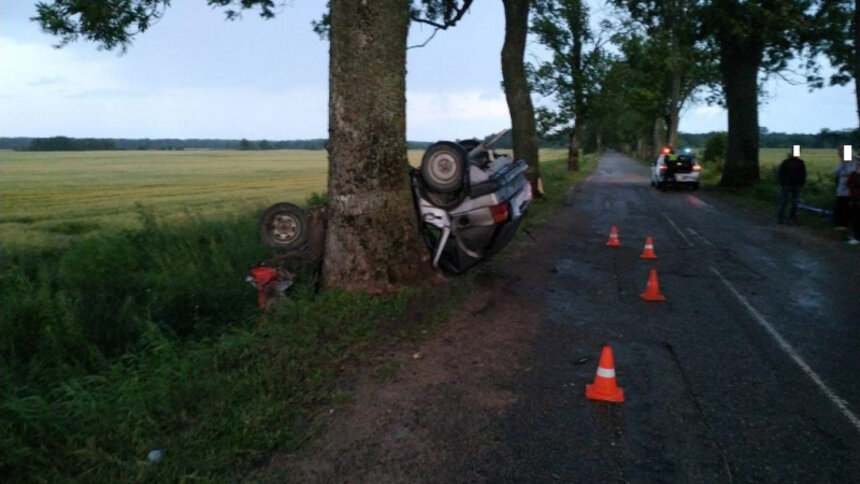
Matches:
[0,1,856,141]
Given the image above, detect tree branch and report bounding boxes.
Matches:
[409,0,474,30]
[408,28,440,49]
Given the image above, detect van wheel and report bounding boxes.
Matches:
[260,202,308,252]
[421,141,467,193]
[691,182,700,191]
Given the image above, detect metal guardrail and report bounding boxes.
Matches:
[798,200,832,218]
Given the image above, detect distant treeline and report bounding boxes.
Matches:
[678,128,858,149]
[2,128,855,152]
[0,136,433,152]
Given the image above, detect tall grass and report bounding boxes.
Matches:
[0,205,417,482]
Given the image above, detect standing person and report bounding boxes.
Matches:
[776,150,806,225]
[832,145,857,230]
[846,153,860,245]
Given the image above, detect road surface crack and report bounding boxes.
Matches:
[664,342,736,483]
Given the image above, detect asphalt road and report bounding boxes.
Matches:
[484,151,860,483]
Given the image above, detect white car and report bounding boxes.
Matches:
[651,150,701,190]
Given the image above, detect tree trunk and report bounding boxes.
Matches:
[668,70,681,147]
[596,131,603,153]
[502,0,542,188]
[324,0,434,292]
[652,117,664,157]
[568,119,584,171]
[855,0,859,129]
[718,39,762,188]
[667,1,682,147]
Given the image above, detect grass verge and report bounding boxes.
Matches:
[522,153,598,233]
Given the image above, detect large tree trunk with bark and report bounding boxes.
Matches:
[666,1,683,148]
[718,38,762,188]
[502,0,542,187]
[855,0,859,129]
[324,0,434,292]
[668,32,682,147]
[568,119,584,171]
[652,117,665,157]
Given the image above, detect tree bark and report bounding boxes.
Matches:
[667,1,682,147]
[855,0,859,129]
[718,38,762,188]
[668,75,681,147]
[324,0,434,292]
[568,119,584,171]
[652,117,665,157]
[502,0,542,186]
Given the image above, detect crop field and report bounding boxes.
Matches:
[0,148,566,249]
[758,147,841,182]
[0,150,329,249]
[4,147,836,250]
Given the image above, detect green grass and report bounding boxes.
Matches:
[0,209,429,482]
[523,152,597,232]
[0,147,582,482]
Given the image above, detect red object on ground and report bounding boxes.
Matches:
[639,236,658,260]
[606,226,621,247]
[640,268,666,301]
[586,346,625,403]
[249,266,278,307]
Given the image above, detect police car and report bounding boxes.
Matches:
[650,147,701,191]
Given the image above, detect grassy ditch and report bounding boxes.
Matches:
[0,205,449,482]
[1,153,584,482]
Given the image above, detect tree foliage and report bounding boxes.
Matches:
[530,0,612,169]
[609,0,718,149]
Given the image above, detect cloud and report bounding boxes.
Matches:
[0,36,121,98]
[1,35,511,140]
[691,105,725,118]
[407,90,510,140]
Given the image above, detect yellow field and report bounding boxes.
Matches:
[0,148,566,249]
[0,150,328,248]
[758,148,841,180]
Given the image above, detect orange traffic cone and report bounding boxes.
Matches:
[639,236,658,260]
[640,268,666,301]
[586,346,625,402]
[606,226,621,247]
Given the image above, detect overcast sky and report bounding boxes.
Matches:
[1,1,856,141]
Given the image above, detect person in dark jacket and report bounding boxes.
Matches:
[776,151,807,224]
[846,154,860,245]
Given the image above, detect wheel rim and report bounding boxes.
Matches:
[427,150,459,186]
[270,213,300,244]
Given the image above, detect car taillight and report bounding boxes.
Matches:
[693,164,701,171]
[490,202,509,223]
